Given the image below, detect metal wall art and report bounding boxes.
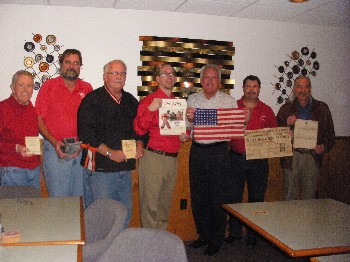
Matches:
[273,47,319,105]
[23,33,63,90]
[138,36,235,99]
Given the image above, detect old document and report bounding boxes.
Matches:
[293,119,318,149]
[25,136,42,155]
[245,127,293,160]
[159,99,187,135]
[122,139,136,159]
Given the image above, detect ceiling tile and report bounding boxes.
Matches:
[1,0,48,5]
[114,0,185,12]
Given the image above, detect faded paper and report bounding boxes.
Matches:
[122,139,136,159]
[159,99,187,135]
[25,136,42,155]
[245,127,293,160]
[293,119,318,149]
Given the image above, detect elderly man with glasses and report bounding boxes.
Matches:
[77,59,145,228]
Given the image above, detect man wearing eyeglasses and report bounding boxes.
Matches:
[134,63,189,230]
[35,49,92,197]
[78,60,145,227]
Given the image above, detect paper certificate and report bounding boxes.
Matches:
[293,119,318,149]
[245,127,293,160]
[159,99,187,135]
[122,139,136,159]
[25,136,42,155]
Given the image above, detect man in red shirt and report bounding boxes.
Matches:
[226,75,277,246]
[0,70,41,189]
[35,49,92,197]
[134,63,189,229]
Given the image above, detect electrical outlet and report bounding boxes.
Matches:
[180,199,187,210]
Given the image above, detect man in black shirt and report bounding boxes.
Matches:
[78,59,144,227]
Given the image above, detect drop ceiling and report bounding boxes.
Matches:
[1,0,349,28]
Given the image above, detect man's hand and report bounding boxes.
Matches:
[314,144,325,154]
[186,107,196,123]
[55,140,69,159]
[109,150,127,162]
[179,133,190,143]
[148,98,162,112]
[287,115,297,126]
[16,144,34,158]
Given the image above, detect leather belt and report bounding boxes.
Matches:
[192,141,227,148]
[294,148,314,154]
[146,147,178,157]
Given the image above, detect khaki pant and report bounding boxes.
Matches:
[138,150,177,230]
[283,151,319,200]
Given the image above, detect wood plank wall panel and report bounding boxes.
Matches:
[318,137,350,205]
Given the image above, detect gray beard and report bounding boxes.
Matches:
[60,69,79,81]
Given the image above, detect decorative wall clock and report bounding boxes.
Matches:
[23,33,63,90]
[273,47,319,105]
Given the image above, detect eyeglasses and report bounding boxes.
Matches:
[106,72,127,77]
[64,60,81,66]
[159,73,176,77]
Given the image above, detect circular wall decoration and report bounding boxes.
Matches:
[272,47,319,105]
[23,33,64,90]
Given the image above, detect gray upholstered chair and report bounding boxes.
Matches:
[0,186,41,199]
[96,228,188,262]
[83,198,127,262]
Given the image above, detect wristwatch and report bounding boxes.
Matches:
[106,151,112,158]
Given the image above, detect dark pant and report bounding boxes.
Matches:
[228,152,269,238]
[189,142,234,246]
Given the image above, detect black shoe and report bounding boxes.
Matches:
[188,239,208,249]
[246,237,257,246]
[204,244,221,256]
[225,235,241,244]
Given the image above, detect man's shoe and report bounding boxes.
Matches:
[188,239,208,249]
[246,237,257,246]
[225,235,241,244]
[204,244,221,256]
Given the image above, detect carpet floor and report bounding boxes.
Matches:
[185,236,309,262]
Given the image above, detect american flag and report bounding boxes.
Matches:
[193,108,245,141]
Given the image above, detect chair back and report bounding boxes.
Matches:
[83,198,127,262]
[97,228,188,262]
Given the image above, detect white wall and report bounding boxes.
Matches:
[0,4,349,135]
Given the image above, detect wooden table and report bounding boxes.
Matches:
[310,253,350,262]
[223,198,350,257]
[0,197,85,262]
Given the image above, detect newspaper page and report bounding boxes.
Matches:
[122,139,136,159]
[25,136,42,155]
[245,127,293,160]
[293,119,318,149]
[159,99,187,135]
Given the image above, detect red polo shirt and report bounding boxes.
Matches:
[35,76,92,141]
[229,97,278,154]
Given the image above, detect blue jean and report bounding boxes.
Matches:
[0,166,41,189]
[228,152,269,238]
[42,139,84,197]
[83,168,132,228]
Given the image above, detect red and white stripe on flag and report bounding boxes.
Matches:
[193,108,245,141]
